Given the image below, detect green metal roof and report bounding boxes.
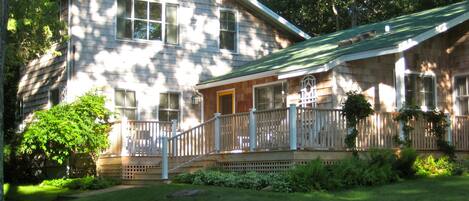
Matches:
[199,1,468,85]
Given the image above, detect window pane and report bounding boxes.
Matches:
[273,85,284,109]
[160,93,168,109]
[115,90,125,107]
[169,93,179,109]
[165,4,177,24]
[134,20,148,39]
[117,18,132,39]
[405,75,416,106]
[117,0,132,18]
[135,1,148,19]
[116,108,124,119]
[220,31,235,50]
[456,77,466,96]
[159,111,168,121]
[50,89,60,106]
[460,97,469,115]
[149,22,162,40]
[165,24,178,44]
[149,2,162,21]
[169,111,179,121]
[125,91,136,107]
[125,109,137,120]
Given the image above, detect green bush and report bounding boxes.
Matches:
[394,147,418,178]
[288,159,330,191]
[414,155,454,177]
[40,176,120,190]
[174,170,291,192]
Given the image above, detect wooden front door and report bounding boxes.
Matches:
[217,90,235,115]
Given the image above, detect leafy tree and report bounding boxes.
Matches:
[19,92,112,169]
[260,0,463,35]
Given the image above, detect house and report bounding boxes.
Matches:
[196,1,469,118]
[17,0,310,129]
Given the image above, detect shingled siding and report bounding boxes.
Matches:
[65,0,296,128]
[199,72,333,121]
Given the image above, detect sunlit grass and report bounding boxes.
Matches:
[4,183,79,201]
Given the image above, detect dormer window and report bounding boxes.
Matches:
[117,0,178,44]
[219,9,237,52]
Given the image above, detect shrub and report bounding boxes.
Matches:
[414,155,454,177]
[288,159,330,191]
[394,147,418,178]
[40,176,120,190]
[174,170,292,192]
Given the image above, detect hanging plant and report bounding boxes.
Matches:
[341,91,374,155]
[393,105,422,147]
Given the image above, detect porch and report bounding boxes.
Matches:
[98,106,469,182]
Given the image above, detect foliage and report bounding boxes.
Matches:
[414,155,454,177]
[394,147,418,178]
[259,0,462,35]
[393,105,421,147]
[19,92,112,165]
[40,176,119,190]
[174,171,292,192]
[288,159,331,191]
[341,91,374,154]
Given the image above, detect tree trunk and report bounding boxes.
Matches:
[332,2,340,31]
[0,0,8,200]
[351,0,358,27]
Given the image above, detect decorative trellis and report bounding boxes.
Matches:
[300,75,318,108]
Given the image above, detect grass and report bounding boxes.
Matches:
[75,175,469,201]
[4,183,80,201]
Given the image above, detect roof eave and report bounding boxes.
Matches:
[239,0,311,40]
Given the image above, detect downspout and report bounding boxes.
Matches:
[194,89,204,122]
[65,0,72,103]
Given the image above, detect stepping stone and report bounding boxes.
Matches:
[167,189,205,198]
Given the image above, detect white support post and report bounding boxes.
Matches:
[395,52,407,141]
[446,114,452,144]
[171,120,178,155]
[161,137,169,180]
[289,104,298,150]
[214,113,221,153]
[121,117,129,156]
[249,108,257,152]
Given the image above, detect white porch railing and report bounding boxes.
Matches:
[105,105,469,180]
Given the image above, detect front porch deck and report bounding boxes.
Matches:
[98,106,469,182]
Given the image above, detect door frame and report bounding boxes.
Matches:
[216,89,236,114]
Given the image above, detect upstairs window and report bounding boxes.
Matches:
[254,83,287,111]
[404,73,436,110]
[115,89,137,120]
[117,0,178,44]
[219,9,237,51]
[455,75,469,115]
[159,92,180,122]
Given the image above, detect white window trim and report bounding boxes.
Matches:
[218,7,239,54]
[114,88,140,120]
[452,72,469,116]
[157,90,183,123]
[404,70,437,111]
[114,0,180,45]
[252,80,287,110]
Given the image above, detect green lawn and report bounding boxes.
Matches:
[75,176,469,201]
[4,183,80,201]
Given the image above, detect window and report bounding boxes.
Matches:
[117,0,178,44]
[254,83,287,111]
[49,88,60,107]
[115,89,137,120]
[219,9,237,51]
[159,92,180,122]
[404,73,436,110]
[300,75,317,108]
[455,75,469,115]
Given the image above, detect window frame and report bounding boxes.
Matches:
[158,91,182,122]
[216,89,236,114]
[218,8,239,53]
[115,0,179,45]
[252,81,288,111]
[114,89,139,120]
[453,73,469,116]
[404,71,437,111]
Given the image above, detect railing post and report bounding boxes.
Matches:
[161,136,169,180]
[399,120,405,142]
[171,120,178,155]
[446,114,452,145]
[289,104,298,150]
[214,113,221,153]
[249,108,257,152]
[121,117,129,156]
